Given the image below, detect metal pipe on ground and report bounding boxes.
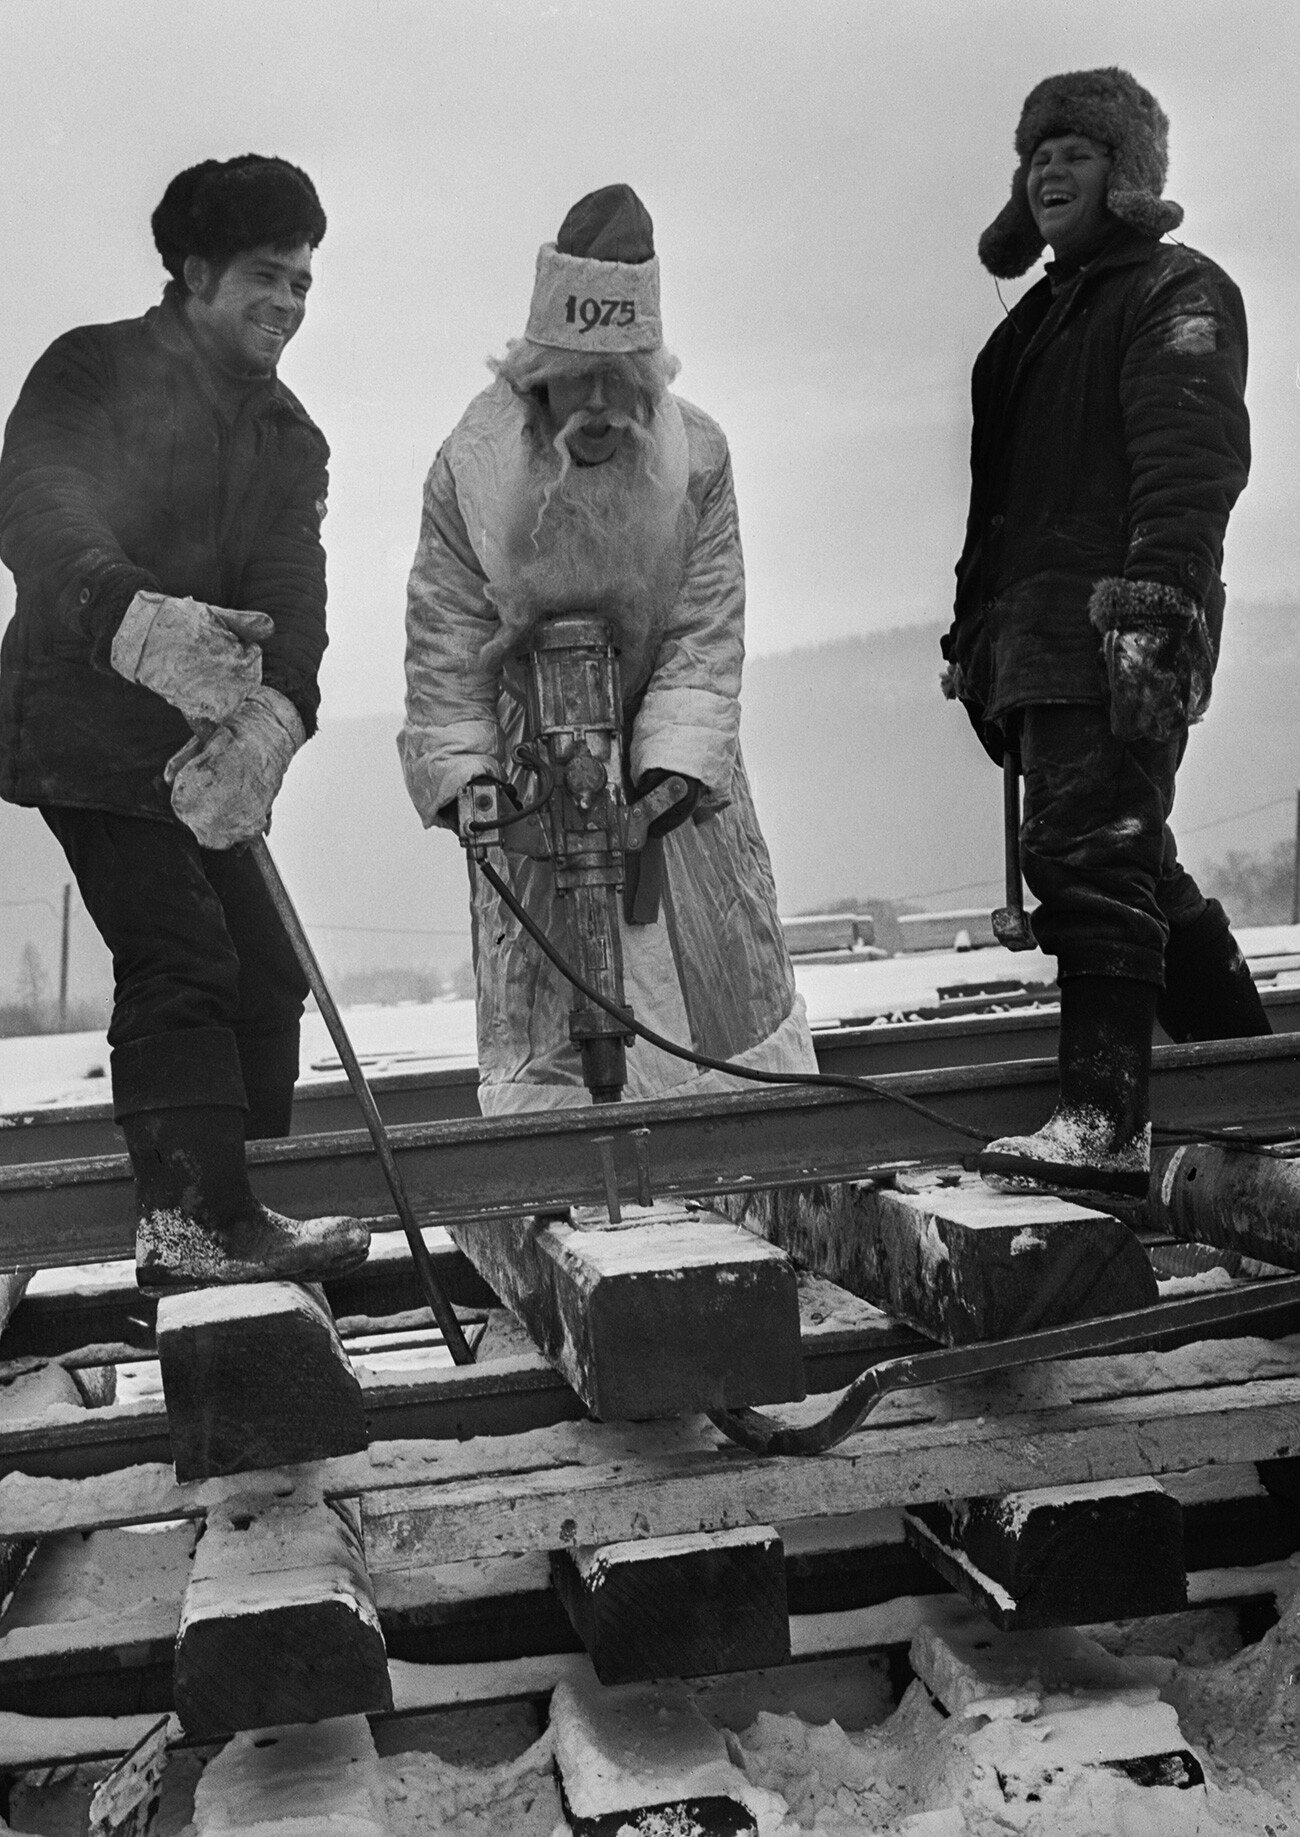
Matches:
[1149,1141,1300,1274]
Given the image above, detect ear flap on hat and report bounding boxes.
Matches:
[977,166,1046,279]
[1106,185,1183,239]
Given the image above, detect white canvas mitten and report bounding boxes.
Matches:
[111,591,274,726]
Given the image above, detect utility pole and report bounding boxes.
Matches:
[58,882,70,1030]
[1293,791,1300,928]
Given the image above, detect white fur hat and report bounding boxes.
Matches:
[524,184,662,354]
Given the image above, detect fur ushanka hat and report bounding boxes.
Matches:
[152,155,326,282]
[979,67,1183,278]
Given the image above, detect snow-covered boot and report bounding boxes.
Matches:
[1157,900,1271,1043]
[978,976,1157,1199]
[125,1106,370,1294]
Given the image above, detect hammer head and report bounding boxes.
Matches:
[992,904,1036,951]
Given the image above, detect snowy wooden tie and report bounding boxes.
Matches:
[173,1497,392,1737]
[447,1199,803,1419]
[549,1675,786,1837]
[156,1280,368,1481]
[748,1170,1157,1342]
[551,1524,789,1685]
[910,1596,1207,1800]
[904,1475,1186,1629]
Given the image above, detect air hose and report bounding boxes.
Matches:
[477,857,991,1145]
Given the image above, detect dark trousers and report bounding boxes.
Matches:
[41,807,307,1135]
[1016,704,1207,986]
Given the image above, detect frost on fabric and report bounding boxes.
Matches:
[1167,314,1218,356]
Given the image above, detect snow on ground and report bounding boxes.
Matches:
[0,999,480,1115]
[12,1594,1300,1833]
[4,923,1299,1116]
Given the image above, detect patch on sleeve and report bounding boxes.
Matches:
[1167,314,1218,356]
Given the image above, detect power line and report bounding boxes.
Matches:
[892,793,1295,908]
[1180,794,1293,838]
[894,873,1003,905]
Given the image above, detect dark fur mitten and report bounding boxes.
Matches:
[1089,577,1214,743]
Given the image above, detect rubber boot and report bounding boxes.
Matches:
[978,975,1157,1199]
[124,1106,370,1293]
[1157,900,1271,1043]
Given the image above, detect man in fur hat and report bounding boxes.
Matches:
[400,183,817,1111]
[0,155,369,1288]
[943,68,1263,1198]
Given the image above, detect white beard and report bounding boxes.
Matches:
[478,395,692,691]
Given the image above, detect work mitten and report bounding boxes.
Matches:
[111,591,275,727]
[632,769,702,838]
[1089,578,1214,745]
[167,686,305,851]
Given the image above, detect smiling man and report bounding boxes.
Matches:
[0,154,369,1290]
[400,184,817,1112]
[943,69,1262,1199]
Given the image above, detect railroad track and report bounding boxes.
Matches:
[3,980,1297,1166]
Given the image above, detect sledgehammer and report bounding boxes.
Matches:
[992,750,1035,952]
[250,837,476,1365]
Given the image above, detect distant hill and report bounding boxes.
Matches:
[2,603,1297,1006]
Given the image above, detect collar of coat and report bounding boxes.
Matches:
[142,295,319,435]
[1020,223,1165,315]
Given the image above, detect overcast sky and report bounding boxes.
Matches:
[3,0,1298,721]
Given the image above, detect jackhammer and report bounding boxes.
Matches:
[456,614,686,1103]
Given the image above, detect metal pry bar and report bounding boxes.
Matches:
[708,1272,1300,1455]
[249,837,475,1365]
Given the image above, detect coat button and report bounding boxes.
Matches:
[990,514,1004,530]
[78,588,91,604]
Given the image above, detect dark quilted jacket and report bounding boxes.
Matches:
[944,226,1250,726]
[0,299,329,816]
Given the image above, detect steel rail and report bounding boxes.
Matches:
[3,986,1297,1166]
[2,1034,1300,1273]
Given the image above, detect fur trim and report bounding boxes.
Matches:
[978,168,1049,280]
[152,156,325,281]
[980,66,1183,277]
[525,245,662,353]
[1088,577,1199,633]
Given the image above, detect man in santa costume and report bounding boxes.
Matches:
[400,184,816,1112]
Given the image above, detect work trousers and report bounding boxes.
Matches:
[41,807,307,1135]
[1015,704,1207,987]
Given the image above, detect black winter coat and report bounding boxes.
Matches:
[0,299,329,817]
[944,227,1250,727]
